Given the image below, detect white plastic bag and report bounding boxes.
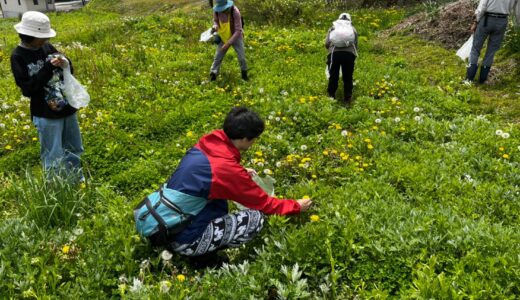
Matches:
[62,66,90,109]
[199,28,216,43]
[456,35,473,61]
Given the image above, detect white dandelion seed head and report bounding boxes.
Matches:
[341,130,348,137]
[495,130,503,136]
[414,116,422,122]
[130,278,143,293]
[263,169,272,175]
[275,161,282,168]
[0,123,5,129]
[161,250,173,261]
[259,87,264,94]
[276,134,283,140]
[268,115,274,120]
[300,145,308,151]
[375,118,382,124]
[80,114,87,119]
[501,132,510,139]
[394,117,401,123]
[257,162,264,167]
[275,117,280,122]
[413,107,421,113]
[159,281,171,293]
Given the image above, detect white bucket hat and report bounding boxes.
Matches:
[14,11,56,38]
[339,13,351,21]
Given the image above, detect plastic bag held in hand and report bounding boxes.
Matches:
[200,28,216,42]
[456,35,473,61]
[62,66,90,109]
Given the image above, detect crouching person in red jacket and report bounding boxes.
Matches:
[160,107,312,268]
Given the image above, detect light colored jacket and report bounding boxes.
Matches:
[475,0,520,25]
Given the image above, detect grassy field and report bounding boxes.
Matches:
[0,0,519,298]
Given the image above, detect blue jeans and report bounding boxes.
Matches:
[32,113,84,178]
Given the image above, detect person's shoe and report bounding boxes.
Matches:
[343,95,353,106]
[187,251,229,269]
[209,72,217,81]
[465,64,478,82]
[478,66,491,84]
[241,70,248,81]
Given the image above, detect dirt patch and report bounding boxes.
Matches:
[384,0,475,49]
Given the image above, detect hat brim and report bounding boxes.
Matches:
[213,1,233,12]
[14,23,56,38]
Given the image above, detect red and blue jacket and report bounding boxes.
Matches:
[169,129,301,244]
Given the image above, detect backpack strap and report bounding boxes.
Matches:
[144,196,168,234]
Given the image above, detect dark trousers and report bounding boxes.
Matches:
[327,51,356,98]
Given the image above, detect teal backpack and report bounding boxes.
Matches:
[134,184,207,246]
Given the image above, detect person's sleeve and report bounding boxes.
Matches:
[475,0,487,22]
[209,164,301,215]
[10,54,54,98]
[514,0,520,26]
[213,12,219,29]
[227,6,242,45]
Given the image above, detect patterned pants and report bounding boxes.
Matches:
[171,209,264,257]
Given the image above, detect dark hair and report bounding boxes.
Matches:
[19,34,36,44]
[223,107,265,140]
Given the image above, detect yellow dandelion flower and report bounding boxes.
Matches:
[310,215,320,222]
[302,195,310,199]
[80,183,87,189]
[5,145,12,150]
[176,274,186,282]
[347,144,353,148]
[367,144,374,150]
[331,149,338,155]
[32,137,38,141]
[323,150,329,156]
[311,174,317,179]
[255,151,263,157]
[62,245,70,254]
[498,147,505,151]
[186,131,194,137]
[502,154,510,159]
[364,138,371,143]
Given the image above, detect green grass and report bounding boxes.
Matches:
[0,1,519,298]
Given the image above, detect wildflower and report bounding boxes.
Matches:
[80,114,87,119]
[62,245,70,254]
[300,145,307,151]
[0,123,5,129]
[257,162,264,167]
[275,161,282,168]
[5,145,12,150]
[323,150,329,156]
[80,182,86,189]
[302,195,310,199]
[499,147,505,151]
[255,151,263,157]
[413,107,421,113]
[310,215,320,222]
[364,138,371,143]
[160,280,171,293]
[414,116,422,122]
[276,134,283,140]
[312,174,317,179]
[367,144,374,150]
[341,130,348,137]
[501,132,510,139]
[161,250,173,261]
[263,169,272,175]
[375,118,381,124]
[130,278,143,292]
[259,87,264,94]
[502,154,510,159]
[176,274,186,282]
[495,130,503,136]
[347,144,353,148]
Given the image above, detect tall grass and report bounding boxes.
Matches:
[13,170,94,228]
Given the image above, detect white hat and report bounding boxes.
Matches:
[14,11,56,38]
[339,13,351,21]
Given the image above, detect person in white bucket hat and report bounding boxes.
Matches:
[11,11,85,182]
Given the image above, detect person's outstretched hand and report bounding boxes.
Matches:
[297,198,313,211]
[470,21,477,33]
